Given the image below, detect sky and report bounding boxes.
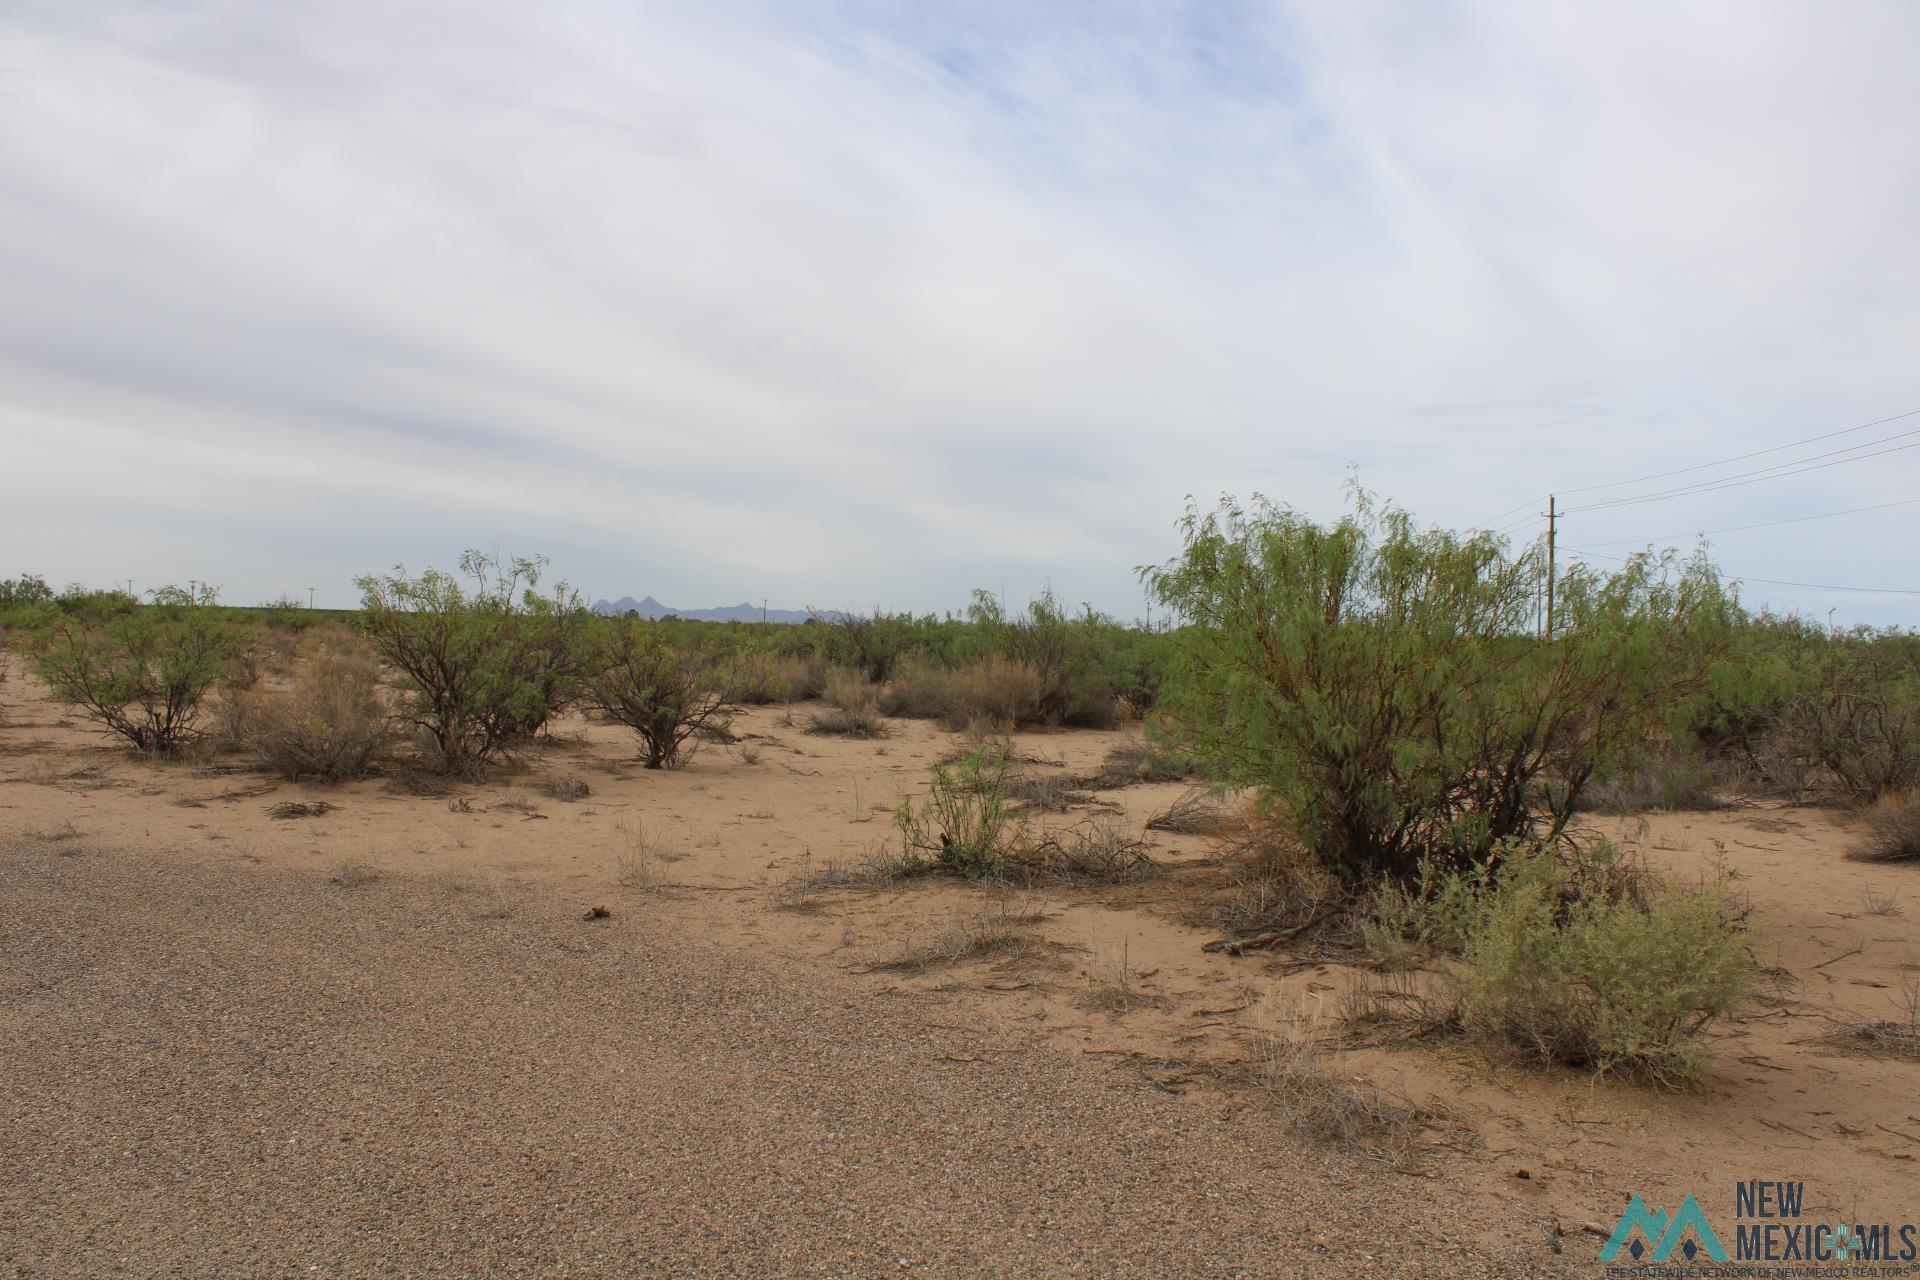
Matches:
[3,1,1918,622]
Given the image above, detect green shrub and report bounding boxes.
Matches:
[31,587,243,753]
[1777,631,1920,802]
[583,624,734,769]
[357,551,585,774]
[895,746,1022,879]
[1363,844,1754,1084]
[244,629,392,781]
[1144,492,1731,884]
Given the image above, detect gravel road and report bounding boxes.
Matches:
[0,842,1563,1278]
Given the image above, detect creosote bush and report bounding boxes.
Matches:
[30,585,242,754]
[243,629,392,782]
[584,624,735,769]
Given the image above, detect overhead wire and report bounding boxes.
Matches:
[1562,547,1920,597]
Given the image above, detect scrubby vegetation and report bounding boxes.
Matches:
[356,552,587,774]
[28,584,242,753]
[240,629,392,781]
[1358,843,1755,1083]
[1145,492,1734,884]
[583,623,735,769]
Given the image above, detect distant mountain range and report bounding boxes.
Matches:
[590,595,823,624]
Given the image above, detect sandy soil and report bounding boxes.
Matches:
[3,655,1917,1275]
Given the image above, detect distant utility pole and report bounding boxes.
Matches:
[125,578,133,597]
[1544,495,1558,640]
[762,597,767,625]
[308,587,316,609]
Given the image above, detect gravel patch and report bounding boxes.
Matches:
[0,842,1565,1278]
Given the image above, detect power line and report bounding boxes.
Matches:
[1468,493,1547,532]
[1575,496,1920,548]
[1557,406,1920,498]
[1562,546,1920,596]
[1565,436,1920,513]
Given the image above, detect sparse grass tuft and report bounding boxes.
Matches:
[328,860,380,887]
[1248,1022,1445,1163]
[866,900,1047,972]
[1815,975,1920,1061]
[776,846,926,911]
[1077,943,1167,1016]
[613,820,677,891]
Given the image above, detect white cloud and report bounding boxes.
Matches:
[3,1,1918,619]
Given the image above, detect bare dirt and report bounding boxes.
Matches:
[3,657,1917,1275]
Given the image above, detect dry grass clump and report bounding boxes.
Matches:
[1002,817,1160,886]
[776,846,926,910]
[1003,767,1094,813]
[1814,975,1920,1061]
[1852,792,1920,862]
[613,820,679,891]
[539,774,591,801]
[879,655,1051,731]
[1248,1024,1443,1163]
[242,630,392,782]
[327,859,380,887]
[267,800,337,820]
[807,669,890,738]
[1077,944,1168,1015]
[1146,788,1231,835]
[866,900,1048,973]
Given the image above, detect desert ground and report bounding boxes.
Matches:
[3,656,1917,1277]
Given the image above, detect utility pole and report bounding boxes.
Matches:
[308,587,316,609]
[1544,495,1558,640]
[762,597,767,625]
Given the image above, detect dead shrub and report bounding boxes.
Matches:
[1146,788,1230,835]
[807,669,889,738]
[245,631,392,782]
[1003,817,1160,886]
[1852,792,1920,863]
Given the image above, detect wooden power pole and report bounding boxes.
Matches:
[1544,495,1558,639]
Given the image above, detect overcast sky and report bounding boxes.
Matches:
[4,2,1918,621]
